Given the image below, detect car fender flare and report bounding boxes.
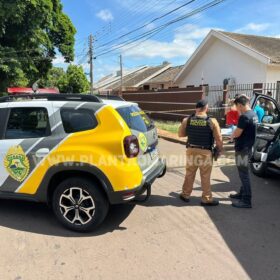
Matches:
[34,162,114,203]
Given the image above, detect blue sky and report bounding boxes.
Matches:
[55,0,280,81]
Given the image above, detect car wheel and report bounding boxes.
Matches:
[52,177,109,232]
[251,162,267,177]
[157,165,166,178]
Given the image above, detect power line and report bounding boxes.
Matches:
[95,0,211,56]
[95,0,196,50]
[94,0,179,44]
[95,0,226,58]
[92,0,211,60]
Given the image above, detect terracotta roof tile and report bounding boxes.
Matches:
[219,31,280,64]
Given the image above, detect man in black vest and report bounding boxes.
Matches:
[178,100,223,206]
[230,95,258,208]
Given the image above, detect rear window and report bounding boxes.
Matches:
[117,105,154,132]
[61,109,98,133]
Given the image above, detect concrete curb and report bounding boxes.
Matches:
[157,128,186,145]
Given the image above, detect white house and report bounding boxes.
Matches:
[174,30,280,87]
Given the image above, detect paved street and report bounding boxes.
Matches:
[0,139,280,280]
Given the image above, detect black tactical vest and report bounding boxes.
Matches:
[186,114,214,148]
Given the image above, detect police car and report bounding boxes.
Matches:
[0,93,166,232]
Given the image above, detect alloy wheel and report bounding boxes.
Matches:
[59,187,95,225]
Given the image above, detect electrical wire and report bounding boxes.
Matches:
[94,0,180,43]
[94,0,226,58]
[95,0,196,50]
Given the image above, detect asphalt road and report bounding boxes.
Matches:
[0,139,279,280]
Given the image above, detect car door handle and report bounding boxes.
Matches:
[35,148,50,158]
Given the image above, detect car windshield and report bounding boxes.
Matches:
[117,105,154,132]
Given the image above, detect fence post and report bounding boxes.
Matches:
[202,85,207,99]
[223,84,228,104]
[222,84,229,123]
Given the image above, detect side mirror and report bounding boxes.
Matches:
[262,115,273,124]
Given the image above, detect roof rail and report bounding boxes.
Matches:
[0,94,102,103]
[96,94,125,101]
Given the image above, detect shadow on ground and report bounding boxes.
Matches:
[206,166,280,280]
[0,200,135,237]
[140,166,280,280]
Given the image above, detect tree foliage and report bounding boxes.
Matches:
[66,65,90,93]
[40,65,89,93]
[0,0,76,91]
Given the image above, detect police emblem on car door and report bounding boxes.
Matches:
[4,145,30,182]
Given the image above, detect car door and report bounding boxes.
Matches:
[252,95,280,164]
[0,103,54,193]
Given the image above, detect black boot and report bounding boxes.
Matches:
[201,199,219,206]
[232,200,252,208]
[179,194,190,203]
[229,192,242,199]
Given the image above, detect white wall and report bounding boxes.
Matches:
[266,66,280,83]
[178,39,267,87]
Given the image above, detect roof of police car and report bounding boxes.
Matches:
[0,94,137,109]
[101,99,137,108]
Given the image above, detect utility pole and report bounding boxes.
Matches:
[88,34,94,95]
[119,54,123,96]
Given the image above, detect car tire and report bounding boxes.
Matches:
[250,162,268,177]
[52,177,109,232]
[157,165,166,178]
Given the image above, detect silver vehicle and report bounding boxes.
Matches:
[251,93,280,177]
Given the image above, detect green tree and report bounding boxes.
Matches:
[0,0,76,92]
[40,65,89,93]
[66,65,89,93]
[39,67,67,90]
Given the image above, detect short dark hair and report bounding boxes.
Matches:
[196,99,208,109]
[234,95,250,106]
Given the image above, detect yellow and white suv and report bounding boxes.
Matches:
[0,94,166,231]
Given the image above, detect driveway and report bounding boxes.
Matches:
[0,139,279,280]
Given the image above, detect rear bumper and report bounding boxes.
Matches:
[108,158,166,204]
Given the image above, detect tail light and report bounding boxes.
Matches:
[124,135,139,158]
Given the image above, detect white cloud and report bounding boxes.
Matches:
[96,9,114,22]
[122,24,214,59]
[235,23,270,33]
[53,55,65,64]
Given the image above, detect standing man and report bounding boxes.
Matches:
[178,100,223,206]
[230,95,258,208]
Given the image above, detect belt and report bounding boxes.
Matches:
[187,144,212,150]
